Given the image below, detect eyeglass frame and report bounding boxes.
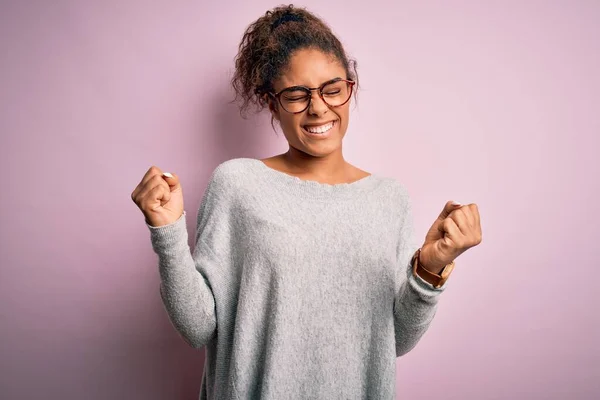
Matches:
[268,77,356,114]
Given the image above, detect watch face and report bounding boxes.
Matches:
[441,262,455,279]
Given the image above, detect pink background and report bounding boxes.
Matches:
[1,1,598,399]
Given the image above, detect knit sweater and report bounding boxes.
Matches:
[146,157,448,400]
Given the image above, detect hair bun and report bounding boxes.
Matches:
[270,11,304,31]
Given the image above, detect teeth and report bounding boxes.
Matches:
[305,121,334,134]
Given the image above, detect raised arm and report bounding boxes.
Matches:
[392,189,447,357]
[146,165,234,348]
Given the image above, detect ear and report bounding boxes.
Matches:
[266,95,280,122]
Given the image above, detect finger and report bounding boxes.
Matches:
[140,165,164,187]
[158,183,172,204]
[142,184,170,211]
[442,217,466,249]
[161,171,181,191]
[132,166,164,200]
[469,204,482,242]
[448,208,470,236]
[438,200,464,220]
[137,175,170,204]
[470,203,480,228]
[453,205,475,230]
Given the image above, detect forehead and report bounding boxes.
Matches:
[275,48,346,90]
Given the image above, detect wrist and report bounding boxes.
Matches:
[411,247,455,289]
[417,247,446,275]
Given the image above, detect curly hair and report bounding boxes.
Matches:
[231,4,359,122]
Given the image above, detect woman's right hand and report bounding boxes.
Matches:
[131,166,184,227]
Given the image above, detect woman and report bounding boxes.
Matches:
[131,5,482,399]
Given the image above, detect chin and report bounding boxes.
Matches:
[295,140,343,157]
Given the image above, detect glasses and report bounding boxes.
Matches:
[269,78,355,114]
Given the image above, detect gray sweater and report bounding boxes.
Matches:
[146,157,447,400]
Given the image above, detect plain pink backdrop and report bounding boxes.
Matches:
[1,1,598,399]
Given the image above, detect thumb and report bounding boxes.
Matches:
[162,172,181,192]
[438,200,463,220]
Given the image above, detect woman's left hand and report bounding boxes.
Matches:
[419,201,482,274]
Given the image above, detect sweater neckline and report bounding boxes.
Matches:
[246,157,382,200]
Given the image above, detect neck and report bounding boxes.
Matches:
[282,146,348,178]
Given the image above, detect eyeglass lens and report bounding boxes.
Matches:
[279,81,352,113]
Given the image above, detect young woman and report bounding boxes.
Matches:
[131,5,482,399]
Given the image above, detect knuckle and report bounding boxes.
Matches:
[148,184,160,194]
[141,194,155,207]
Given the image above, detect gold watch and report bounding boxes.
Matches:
[411,247,455,289]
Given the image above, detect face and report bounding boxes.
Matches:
[268,48,352,158]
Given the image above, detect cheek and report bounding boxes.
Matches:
[337,107,350,130]
[281,114,302,131]
[279,114,303,142]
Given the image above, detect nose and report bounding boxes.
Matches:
[307,90,329,116]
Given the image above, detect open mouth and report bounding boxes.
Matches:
[302,120,337,135]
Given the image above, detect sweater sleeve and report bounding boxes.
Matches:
[146,165,234,349]
[393,188,449,357]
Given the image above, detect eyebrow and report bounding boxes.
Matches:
[279,77,343,92]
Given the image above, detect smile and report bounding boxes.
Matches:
[303,120,337,135]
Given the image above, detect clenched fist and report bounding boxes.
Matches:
[419,201,482,274]
[131,166,184,227]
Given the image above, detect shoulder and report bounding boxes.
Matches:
[211,157,248,177]
[197,159,250,212]
[371,175,413,216]
[205,157,255,194]
[388,178,411,200]
[209,157,252,181]
[370,173,411,200]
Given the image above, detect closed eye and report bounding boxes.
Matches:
[284,95,309,102]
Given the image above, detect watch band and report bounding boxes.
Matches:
[412,247,455,289]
